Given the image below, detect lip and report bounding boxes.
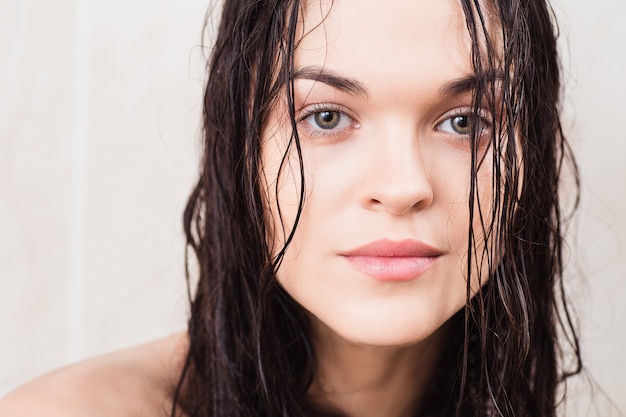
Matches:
[341,239,442,282]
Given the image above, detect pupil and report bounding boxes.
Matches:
[315,111,340,129]
[453,116,471,134]
[321,112,334,122]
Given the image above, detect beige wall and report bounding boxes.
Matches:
[0,0,206,392]
[0,0,624,413]
[554,0,626,414]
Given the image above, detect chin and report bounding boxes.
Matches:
[308,306,453,350]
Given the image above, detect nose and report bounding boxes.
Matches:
[359,128,434,216]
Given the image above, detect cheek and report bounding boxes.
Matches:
[470,148,501,288]
[260,120,304,257]
[441,147,498,292]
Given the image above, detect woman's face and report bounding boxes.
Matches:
[262,0,495,347]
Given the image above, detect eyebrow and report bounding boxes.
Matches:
[293,66,503,99]
[440,72,504,97]
[292,66,369,98]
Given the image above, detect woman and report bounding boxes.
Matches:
[0,0,581,416]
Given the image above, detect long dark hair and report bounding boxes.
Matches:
[173,0,581,416]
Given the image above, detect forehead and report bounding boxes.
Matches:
[296,0,475,90]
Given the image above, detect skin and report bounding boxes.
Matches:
[0,334,186,417]
[262,0,496,415]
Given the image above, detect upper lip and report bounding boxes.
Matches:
[341,238,443,258]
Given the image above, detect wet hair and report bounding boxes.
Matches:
[173,0,581,416]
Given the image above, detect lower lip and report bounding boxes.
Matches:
[342,255,438,282]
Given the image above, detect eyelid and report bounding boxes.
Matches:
[439,107,493,124]
[296,103,357,122]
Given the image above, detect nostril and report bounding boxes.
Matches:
[364,183,433,216]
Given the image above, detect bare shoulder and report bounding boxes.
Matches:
[0,333,188,417]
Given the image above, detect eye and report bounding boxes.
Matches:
[298,104,358,139]
[437,110,492,138]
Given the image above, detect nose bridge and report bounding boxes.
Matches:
[362,122,433,215]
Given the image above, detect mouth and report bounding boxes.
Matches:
[340,238,442,282]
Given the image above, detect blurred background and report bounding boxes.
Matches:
[0,0,624,414]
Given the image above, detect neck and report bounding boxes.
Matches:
[306,319,448,417]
